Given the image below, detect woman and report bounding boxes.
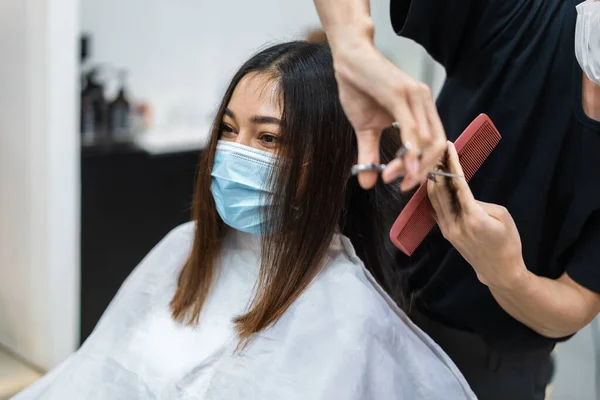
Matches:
[13,41,474,399]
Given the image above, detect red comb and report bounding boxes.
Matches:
[389,114,502,256]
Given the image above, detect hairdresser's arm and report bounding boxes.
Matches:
[490,270,600,338]
[313,0,447,191]
[312,0,373,42]
[428,142,600,338]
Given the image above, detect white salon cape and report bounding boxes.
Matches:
[13,222,475,399]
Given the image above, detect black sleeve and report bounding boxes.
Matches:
[566,213,600,294]
[390,0,474,69]
[389,0,527,72]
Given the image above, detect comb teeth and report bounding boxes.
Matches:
[390,115,501,256]
[457,121,501,180]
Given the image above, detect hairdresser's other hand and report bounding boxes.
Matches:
[427,142,527,290]
[327,34,446,191]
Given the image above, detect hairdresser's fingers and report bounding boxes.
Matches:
[417,103,448,182]
[427,178,442,218]
[415,135,446,190]
[390,99,421,183]
[355,129,382,189]
[409,87,433,147]
[402,108,431,188]
[427,173,456,233]
[408,83,442,181]
[425,91,447,157]
[381,157,405,183]
[426,89,446,143]
[400,166,417,192]
[445,141,479,216]
[428,180,455,242]
[427,175,453,229]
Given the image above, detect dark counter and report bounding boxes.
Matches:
[80,144,200,343]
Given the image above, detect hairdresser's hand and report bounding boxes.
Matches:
[427,142,527,290]
[330,38,447,190]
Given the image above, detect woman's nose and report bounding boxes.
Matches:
[233,131,253,147]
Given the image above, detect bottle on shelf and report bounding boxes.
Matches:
[108,69,131,142]
[80,67,108,146]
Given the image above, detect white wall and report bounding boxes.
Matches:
[552,320,599,400]
[0,0,80,370]
[80,0,323,145]
[80,0,444,147]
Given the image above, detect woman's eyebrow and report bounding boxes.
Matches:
[224,108,280,125]
[224,108,235,118]
[251,115,282,125]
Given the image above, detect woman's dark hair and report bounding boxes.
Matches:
[170,41,408,340]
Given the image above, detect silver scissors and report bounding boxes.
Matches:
[350,163,464,180]
[351,139,464,180]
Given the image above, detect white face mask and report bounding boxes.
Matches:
[575,0,600,86]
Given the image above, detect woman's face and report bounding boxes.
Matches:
[219,73,282,153]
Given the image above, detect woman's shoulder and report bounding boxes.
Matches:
[146,221,195,264]
[117,221,195,287]
[152,221,195,268]
[297,237,406,333]
[164,221,196,244]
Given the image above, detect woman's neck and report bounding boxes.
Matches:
[582,73,600,121]
[227,228,262,252]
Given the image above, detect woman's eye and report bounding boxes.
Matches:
[219,124,236,137]
[261,134,278,144]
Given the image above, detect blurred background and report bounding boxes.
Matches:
[0,0,596,399]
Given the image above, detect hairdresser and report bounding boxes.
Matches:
[314,0,600,399]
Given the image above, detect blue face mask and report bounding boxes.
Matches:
[211,140,277,236]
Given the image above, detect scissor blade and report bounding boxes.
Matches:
[428,171,464,179]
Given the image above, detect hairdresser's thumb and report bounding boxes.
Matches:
[356,130,381,189]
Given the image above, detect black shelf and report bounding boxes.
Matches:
[80,146,201,343]
[81,142,144,158]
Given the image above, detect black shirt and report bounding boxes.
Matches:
[391,0,600,348]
